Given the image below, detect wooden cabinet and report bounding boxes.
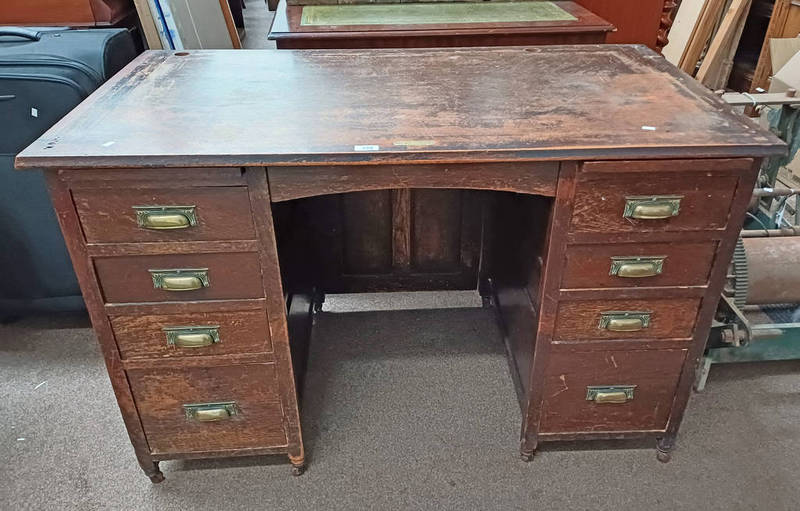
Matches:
[16,46,784,481]
[0,0,134,27]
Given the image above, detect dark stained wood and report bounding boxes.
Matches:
[73,187,256,243]
[110,309,272,359]
[94,252,265,303]
[342,191,392,274]
[412,189,461,272]
[553,297,700,342]
[60,167,246,187]
[575,0,670,49]
[269,0,614,49]
[570,173,739,234]
[127,363,287,455]
[267,163,558,202]
[391,189,412,270]
[0,0,134,26]
[539,348,686,432]
[15,47,785,170]
[560,242,717,289]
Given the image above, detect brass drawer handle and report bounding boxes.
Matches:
[623,195,683,220]
[586,385,636,404]
[133,205,197,230]
[598,311,651,332]
[184,401,237,422]
[609,256,665,278]
[164,325,220,348]
[149,268,210,291]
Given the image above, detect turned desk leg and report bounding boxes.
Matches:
[139,459,164,483]
[656,435,676,463]
[289,453,306,476]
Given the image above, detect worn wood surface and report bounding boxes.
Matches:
[73,187,256,243]
[539,348,686,432]
[269,0,613,49]
[16,46,784,170]
[127,363,287,455]
[94,252,265,303]
[110,309,272,359]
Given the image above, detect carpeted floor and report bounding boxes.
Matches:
[1,291,800,510]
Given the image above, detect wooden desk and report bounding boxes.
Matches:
[16,46,784,482]
[268,0,614,49]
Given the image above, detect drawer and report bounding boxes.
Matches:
[553,298,700,342]
[110,310,272,359]
[539,349,687,433]
[94,253,264,303]
[570,173,738,233]
[561,242,717,289]
[128,363,287,454]
[73,187,256,243]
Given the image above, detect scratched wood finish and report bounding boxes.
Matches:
[15,47,785,170]
[570,173,739,234]
[73,187,256,243]
[539,348,687,432]
[267,163,558,202]
[110,309,272,359]
[560,242,717,289]
[127,363,287,454]
[269,0,613,49]
[553,298,700,342]
[94,252,265,303]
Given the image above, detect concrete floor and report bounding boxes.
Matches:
[2,291,800,510]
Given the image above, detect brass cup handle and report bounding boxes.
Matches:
[184,402,237,422]
[623,196,683,220]
[133,205,197,230]
[149,269,210,291]
[586,385,636,404]
[609,256,665,278]
[164,326,220,348]
[599,312,651,332]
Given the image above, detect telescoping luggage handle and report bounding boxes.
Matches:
[0,27,41,41]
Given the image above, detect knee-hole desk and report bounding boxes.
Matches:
[16,46,784,481]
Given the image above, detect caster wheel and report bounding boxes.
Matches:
[148,472,165,483]
[656,450,672,463]
[291,465,306,476]
[520,451,535,462]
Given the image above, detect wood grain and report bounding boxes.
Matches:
[554,297,700,341]
[94,252,265,303]
[110,309,272,359]
[73,187,256,243]
[127,363,287,455]
[539,348,686,432]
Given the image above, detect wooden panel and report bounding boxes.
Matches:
[110,310,272,359]
[73,187,256,243]
[554,297,700,342]
[94,252,264,303]
[267,163,559,202]
[412,189,461,271]
[0,0,132,26]
[128,364,287,455]
[561,241,717,289]
[570,173,738,234]
[575,0,665,48]
[539,348,686,432]
[342,191,392,274]
[15,47,785,170]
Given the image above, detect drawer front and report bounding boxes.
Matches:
[111,310,272,359]
[570,173,738,233]
[554,298,700,342]
[539,349,686,433]
[128,364,287,454]
[561,242,717,289]
[73,187,256,243]
[95,253,264,303]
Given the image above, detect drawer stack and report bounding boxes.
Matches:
[529,159,753,455]
[48,167,303,480]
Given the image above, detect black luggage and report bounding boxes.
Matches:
[0,27,137,315]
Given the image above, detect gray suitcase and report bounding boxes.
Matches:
[0,27,137,315]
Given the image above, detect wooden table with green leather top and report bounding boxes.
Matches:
[16,45,785,482]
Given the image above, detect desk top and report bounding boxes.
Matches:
[269,1,613,39]
[16,45,785,169]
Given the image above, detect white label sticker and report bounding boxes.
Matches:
[641,126,656,131]
[102,141,116,147]
[31,107,38,118]
[354,145,379,151]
